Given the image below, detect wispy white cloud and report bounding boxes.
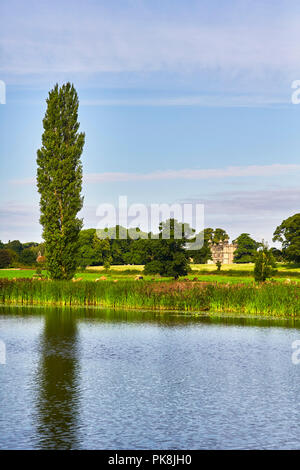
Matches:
[0,201,39,225]
[81,94,288,108]
[183,188,300,216]
[10,164,300,186]
[85,164,300,183]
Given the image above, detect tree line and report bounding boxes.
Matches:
[1,213,299,274]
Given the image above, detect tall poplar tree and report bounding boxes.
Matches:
[37,83,85,280]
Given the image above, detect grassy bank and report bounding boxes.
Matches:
[0,278,299,317]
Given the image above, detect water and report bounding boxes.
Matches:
[1,306,300,450]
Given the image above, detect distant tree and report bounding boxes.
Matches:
[144,219,190,279]
[27,243,43,260]
[36,82,85,280]
[31,242,46,259]
[216,260,222,271]
[124,238,153,265]
[19,248,37,266]
[254,242,277,282]
[96,225,136,265]
[93,234,112,268]
[0,240,4,249]
[233,233,259,263]
[22,242,39,249]
[5,240,23,255]
[212,228,229,244]
[5,249,18,266]
[270,247,284,262]
[273,214,300,263]
[205,228,214,243]
[189,228,213,264]
[110,239,125,265]
[0,249,12,268]
[111,239,132,265]
[77,229,97,268]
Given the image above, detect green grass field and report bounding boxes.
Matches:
[1,263,299,284]
[193,263,300,273]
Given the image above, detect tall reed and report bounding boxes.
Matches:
[0,279,299,317]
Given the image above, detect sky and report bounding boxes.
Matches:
[0,0,300,244]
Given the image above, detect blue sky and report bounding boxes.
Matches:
[0,0,300,243]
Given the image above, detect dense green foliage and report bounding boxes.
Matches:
[77,229,97,267]
[270,247,284,262]
[19,248,37,266]
[144,219,190,279]
[77,229,112,268]
[212,228,229,243]
[5,240,23,255]
[0,249,12,268]
[254,244,277,282]
[189,228,213,263]
[0,241,39,267]
[233,233,259,263]
[36,83,85,280]
[76,227,149,267]
[273,213,300,263]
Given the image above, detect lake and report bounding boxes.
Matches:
[1,306,300,450]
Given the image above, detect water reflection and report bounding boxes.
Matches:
[35,310,80,449]
[2,306,300,449]
[1,304,300,330]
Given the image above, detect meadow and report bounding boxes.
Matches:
[1,263,299,284]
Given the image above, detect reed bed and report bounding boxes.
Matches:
[0,278,299,317]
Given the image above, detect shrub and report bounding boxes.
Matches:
[216,261,222,272]
[254,244,276,282]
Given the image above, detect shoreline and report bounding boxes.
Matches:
[1,302,300,323]
[1,301,299,321]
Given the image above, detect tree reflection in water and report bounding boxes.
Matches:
[35,310,80,449]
